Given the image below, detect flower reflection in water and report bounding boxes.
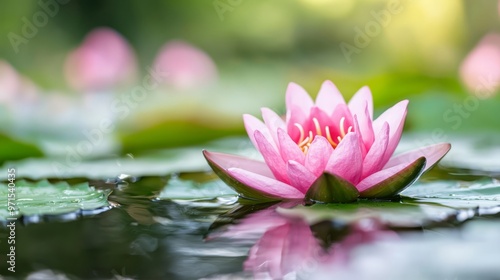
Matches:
[208,203,396,279]
[244,219,319,279]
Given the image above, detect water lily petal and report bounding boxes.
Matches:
[255,130,290,183]
[352,115,367,158]
[325,133,363,184]
[330,103,354,137]
[203,150,282,201]
[305,172,359,203]
[357,157,426,198]
[262,107,286,146]
[348,86,373,119]
[244,114,276,150]
[278,128,305,165]
[286,107,308,143]
[203,150,274,178]
[287,160,316,194]
[354,104,375,151]
[384,143,451,172]
[286,82,314,115]
[305,136,333,177]
[372,100,408,165]
[308,106,337,134]
[362,122,389,179]
[228,168,304,199]
[315,80,345,115]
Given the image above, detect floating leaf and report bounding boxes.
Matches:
[0,180,111,223]
[2,150,207,180]
[277,199,466,229]
[158,175,237,200]
[1,137,255,180]
[120,119,245,153]
[0,134,43,163]
[274,178,500,229]
[402,179,500,213]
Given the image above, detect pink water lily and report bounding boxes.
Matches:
[64,27,137,92]
[153,40,218,90]
[204,81,451,202]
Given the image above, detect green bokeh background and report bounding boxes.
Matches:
[0,0,499,161]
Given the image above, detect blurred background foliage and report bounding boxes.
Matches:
[0,0,499,162]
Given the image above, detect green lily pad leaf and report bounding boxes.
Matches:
[203,150,283,202]
[0,180,111,222]
[120,119,245,153]
[402,179,500,212]
[360,157,426,198]
[305,172,359,203]
[2,137,254,180]
[158,175,237,200]
[0,134,43,163]
[277,199,465,229]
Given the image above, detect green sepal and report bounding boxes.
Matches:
[305,172,359,203]
[360,157,426,199]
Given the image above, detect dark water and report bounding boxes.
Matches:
[0,175,246,279]
[1,165,500,280]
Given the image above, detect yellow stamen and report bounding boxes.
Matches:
[294,117,353,153]
[298,136,311,147]
[313,118,322,136]
[325,126,338,148]
[294,123,305,144]
[297,131,315,153]
[339,117,346,137]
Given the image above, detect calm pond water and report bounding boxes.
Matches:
[1,135,500,279]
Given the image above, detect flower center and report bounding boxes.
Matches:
[294,117,353,153]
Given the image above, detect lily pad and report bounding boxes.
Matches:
[398,133,500,175]
[279,178,500,228]
[402,179,500,213]
[1,137,256,180]
[277,199,466,229]
[0,180,111,223]
[158,175,237,200]
[120,119,245,153]
[1,149,208,180]
[0,133,43,163]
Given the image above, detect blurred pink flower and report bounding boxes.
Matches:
[153,40,218,90]
[0,60,38,105]
[460,33,500,98]
[0,61,21,103]
[64,27,137,92]
[204,81,450,203]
